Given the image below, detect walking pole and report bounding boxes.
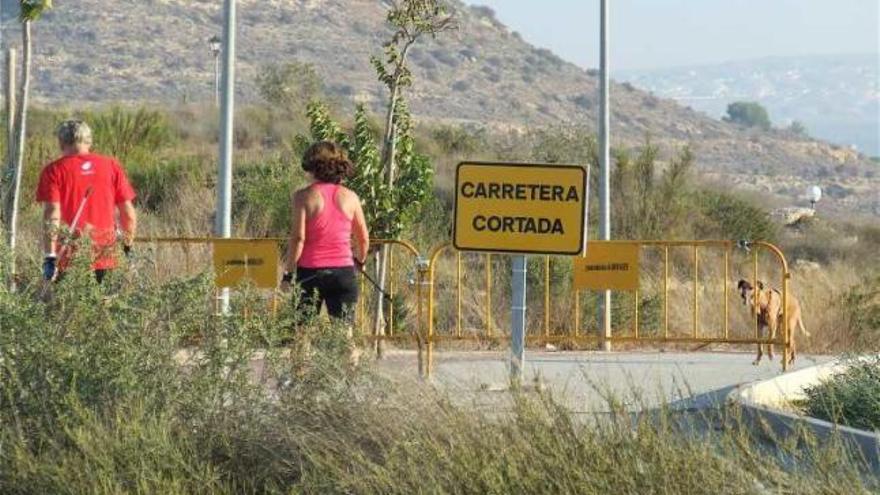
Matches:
[41,187,93,294]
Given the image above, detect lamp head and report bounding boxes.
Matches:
[808,185,822,205]
[208,35,222,56]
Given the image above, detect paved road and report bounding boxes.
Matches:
[376,350,833,413]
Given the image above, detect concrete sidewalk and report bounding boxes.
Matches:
[376,350,833,413]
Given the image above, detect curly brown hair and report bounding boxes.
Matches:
[301,141,354,184]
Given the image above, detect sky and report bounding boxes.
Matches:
[464,0,880,70]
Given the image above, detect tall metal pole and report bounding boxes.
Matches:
[598,0,612,351]
[216,0,236,314]
[213,52,220,107]
[6,49,15,173]
[510,255,527,386]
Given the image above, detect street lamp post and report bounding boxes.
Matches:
[216,2,236,314]
[598,0,612,351]
[208,35,221,107]
[808,185,822,212]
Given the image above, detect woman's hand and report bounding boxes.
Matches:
[280,271,294,293]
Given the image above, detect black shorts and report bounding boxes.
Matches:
[296,266,359,322]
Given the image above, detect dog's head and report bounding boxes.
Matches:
[737,279,765,307]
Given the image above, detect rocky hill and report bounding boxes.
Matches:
[1,0,877,216]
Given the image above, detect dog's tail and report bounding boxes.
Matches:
[798,318,810,337]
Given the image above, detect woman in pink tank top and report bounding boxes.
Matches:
[282,142,370,323]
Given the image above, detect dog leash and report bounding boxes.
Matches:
[354,260,394,303]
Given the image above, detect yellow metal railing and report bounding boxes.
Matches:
[424,240,792,373]
[133,237,792,374]
[134,237,428,348]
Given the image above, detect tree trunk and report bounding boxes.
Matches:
[371,81,400,359]
[1,48,17,227]
[372,38,414,358]
[6,21,31,291]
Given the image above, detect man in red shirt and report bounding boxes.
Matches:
[35,120,138,283]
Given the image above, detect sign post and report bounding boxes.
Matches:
[216,0,236,314]
[454,162,588,386]
[510,255,527,385]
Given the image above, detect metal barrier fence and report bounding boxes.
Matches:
[133,238,792,373]
[134,237,428,347]
[425,240,792,372]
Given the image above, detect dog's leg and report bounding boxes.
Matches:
[788,314,799,365]
[767,314,778,361]
[753,323,764,365]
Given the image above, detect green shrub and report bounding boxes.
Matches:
[233,157,303,236]
[128,155,207,213]
[697,190,778,242]
[839,276,880,350]
[0,247,874,493]
[88,106,175,164]
[430,124,487,155]
[803,358,880,431]
[723,101,771,130]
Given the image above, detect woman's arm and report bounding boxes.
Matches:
[351,195,370,265]
[284,190,308,273]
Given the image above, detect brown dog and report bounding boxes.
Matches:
[737,280,809,365]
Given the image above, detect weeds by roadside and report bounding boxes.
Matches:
[802,357,880,432]
[0,253,876,494]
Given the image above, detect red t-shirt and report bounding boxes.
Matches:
[35,153,136,270]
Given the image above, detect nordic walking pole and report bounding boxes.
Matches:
[43,186,93,285]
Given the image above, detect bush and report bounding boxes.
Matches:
[256,62,324,112]
[802,358,880,431]
[128,155,207,213]
[88,106,175,164]
[723,101,771,130]
[697,190,778,242]
[0,247,874,492]
[430,124,487,155]
[233,157,303,236]
[838,276,880,350]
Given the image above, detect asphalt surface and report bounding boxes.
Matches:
[376,350,833,413]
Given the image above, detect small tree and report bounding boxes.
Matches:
[304,100,433,364]
[3,0,53,289]
[723,101,771,130]
[369,0,455,355]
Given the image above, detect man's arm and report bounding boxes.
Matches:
[117,200,137,248]
[42,202,61,255]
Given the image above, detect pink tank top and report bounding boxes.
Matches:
[298,183,354,269]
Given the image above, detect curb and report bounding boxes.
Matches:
[728,358,880,473]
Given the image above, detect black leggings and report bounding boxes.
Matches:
[296,267,359,322]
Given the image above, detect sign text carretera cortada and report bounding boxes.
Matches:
[454,162,587,254]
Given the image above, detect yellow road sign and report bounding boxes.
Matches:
[573,241,640,291]
[454,162,588,255]
[213,239,280,289]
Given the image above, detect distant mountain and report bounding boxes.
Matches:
[0,0,877,216]
[617,54,880,157]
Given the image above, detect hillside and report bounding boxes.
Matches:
[1,0,877,216]
[617,53,880,157]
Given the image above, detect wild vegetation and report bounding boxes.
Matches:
[802,357,880,431]
[0,256,875,493]
[0,1,876,491]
